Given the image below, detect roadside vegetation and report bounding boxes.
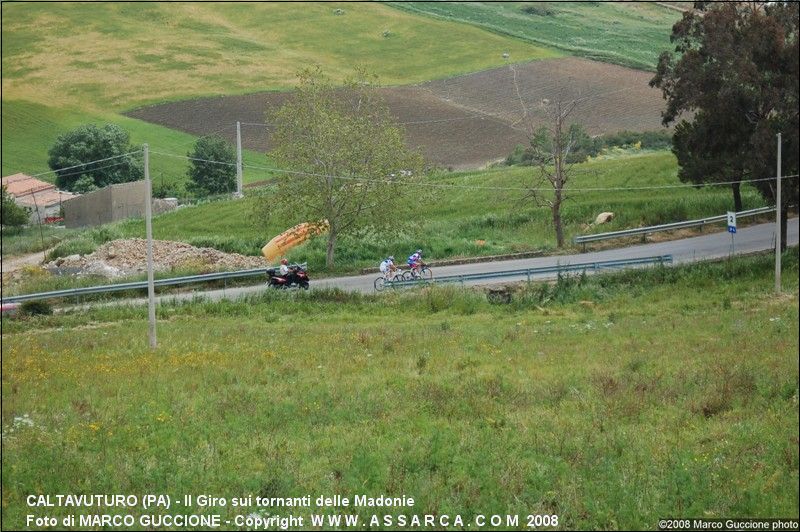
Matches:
[27,152,766,267]
[5,149,776,299]
[1,226,75,260]
[3,251,797,529]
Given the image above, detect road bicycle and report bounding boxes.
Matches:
[373,268,404,291]
[402,263,433,282]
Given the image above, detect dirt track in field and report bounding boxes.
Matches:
[126,57,667,169]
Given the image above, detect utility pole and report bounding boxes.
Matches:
[775,133,781,293]
[28,188,45,261]
[144,144,157,348]
[235,121,243,197]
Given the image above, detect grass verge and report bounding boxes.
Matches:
[2,251,798,529]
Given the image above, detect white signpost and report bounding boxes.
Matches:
[727,211,737,255]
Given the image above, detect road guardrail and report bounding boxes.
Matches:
[2,268,272,304]
[386,255,672,289]
[573,206,775,251]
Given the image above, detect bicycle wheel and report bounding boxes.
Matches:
[374,276,386,291]
[401,271,414,281]
[420,266,433,280]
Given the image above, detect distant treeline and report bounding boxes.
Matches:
[506,129,673,166]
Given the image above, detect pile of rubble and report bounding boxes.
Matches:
[46,239,267,278]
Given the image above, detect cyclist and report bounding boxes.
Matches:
[379,256,398,281]
[407,249,424,278]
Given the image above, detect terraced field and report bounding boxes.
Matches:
[127,58,667,169]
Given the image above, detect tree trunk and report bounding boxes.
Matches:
[552,193,564,248]
[732,182,742,212]
[326,226,337,269]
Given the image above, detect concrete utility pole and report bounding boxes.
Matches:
[775,133,782,293]
[143,144,157,348]
[236,121,243,197]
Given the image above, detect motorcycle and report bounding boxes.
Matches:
[266,262,310,290]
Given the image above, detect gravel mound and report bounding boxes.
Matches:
[46,239,267,278]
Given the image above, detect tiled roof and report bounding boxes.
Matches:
[2,173,54,197]
[13,188,77,208]
[2,173,77,207]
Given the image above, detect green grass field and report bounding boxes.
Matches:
[391,2,680,71]
[1,3,558,111]
[2,100,272,184]
[74,152,767,264]
[3,252,798,529]
[1,2,558,177]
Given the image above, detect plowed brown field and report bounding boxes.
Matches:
[126,58,666,169]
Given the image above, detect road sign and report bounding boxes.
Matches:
[727,211,737,234]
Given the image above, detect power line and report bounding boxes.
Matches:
[149,148,798,193]
[238,114,516,128]
[176,123,237,147]
[150,150,237,167]
[45,158,142,181]
[150,147,798,192]
[240,122,274,128]
[29,150,142,179]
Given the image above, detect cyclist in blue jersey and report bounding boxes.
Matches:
[407,249,424,278]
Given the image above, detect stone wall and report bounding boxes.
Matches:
[63,181,176,228]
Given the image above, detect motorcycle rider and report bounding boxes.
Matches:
[379,255,397,280]
[279,258,290,277]
[407,249,424,278]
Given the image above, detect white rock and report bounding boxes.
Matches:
[594,212,615,225]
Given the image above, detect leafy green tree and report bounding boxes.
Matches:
[47,124,142,192]
[262,67,424,268]
[1,184,30,227]
[186,136,236,197]
[71,175,99,194]
[650,1,798,248]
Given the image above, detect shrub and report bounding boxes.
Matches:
[1,185,29,228]
[46,237,95,261]
[505,130,673,166]
[520,4,553,16]
[153,180,184,199]
[20,300,53,316]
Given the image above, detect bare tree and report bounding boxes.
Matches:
[511,64,582,248]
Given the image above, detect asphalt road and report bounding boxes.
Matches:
[117,218,799,306]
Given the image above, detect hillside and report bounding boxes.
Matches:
[1,2,556,177]
[127,57,666,170]
[391,2,680,71]
[0,2,680,180]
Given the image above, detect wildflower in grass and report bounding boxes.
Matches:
[2,414,37,439]
[156,412,169,423]
[88,423,101,432]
